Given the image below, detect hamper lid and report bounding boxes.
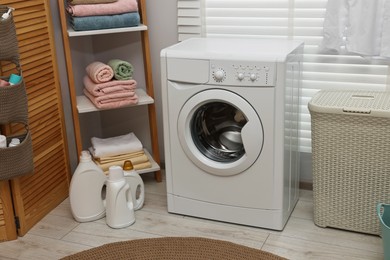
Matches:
[308,90,390,118]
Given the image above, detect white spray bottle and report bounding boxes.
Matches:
[105,165,135,228]
[123,160,145,210]
[69,150,106,222]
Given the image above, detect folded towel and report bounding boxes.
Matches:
[102,161,152,174]
[83,75,137,96]
[85,61,114,83]
[91,132,143,158]
[92,150,145,164]
[95,154,150,172]
[68,0,117,5]
[83,88,138,109]
[69,12,140,31]
[107,59,134,80]
[67,0,138,17]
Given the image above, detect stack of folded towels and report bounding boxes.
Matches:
[66,0,140,31]
[89,132,152,173]
[83,59,139,109]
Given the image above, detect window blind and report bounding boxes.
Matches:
[177,0,390,153]
[177,0,203,41]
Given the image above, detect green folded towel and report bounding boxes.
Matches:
[107,59,134,80]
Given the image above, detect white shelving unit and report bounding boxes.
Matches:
[58,0,161,181]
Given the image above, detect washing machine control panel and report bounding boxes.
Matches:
[210,61,276,86]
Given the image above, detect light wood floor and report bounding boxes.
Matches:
[0,173,384,260]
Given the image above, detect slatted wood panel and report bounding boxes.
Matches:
[0,181,17,242]
[1,0,71,237]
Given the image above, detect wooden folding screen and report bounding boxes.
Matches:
[0,0,70,240]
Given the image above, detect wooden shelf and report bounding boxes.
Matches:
[67,24,148,37]
[138,148,160,174]
[77,89,154,113]
[58,0,162,182]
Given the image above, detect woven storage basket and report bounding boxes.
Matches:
[0,5,34,180]
[309,90,390,235]
[0,5,19,63]
[0,72,28,123]
[0,131,33,180]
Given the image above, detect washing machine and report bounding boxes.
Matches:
[160,38,303,230]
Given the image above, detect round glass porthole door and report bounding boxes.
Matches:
[192,102,246,162]
[178,89,264,176]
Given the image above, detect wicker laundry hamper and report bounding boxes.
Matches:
[309,90,390,235]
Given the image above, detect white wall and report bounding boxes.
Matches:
[50,0,78,172]
[145,0,178,167]
[50,0,178,172]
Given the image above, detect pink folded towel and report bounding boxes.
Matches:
[67,0,118,5]
[85,61,114,83]
[67,0,138,17]
[83,88,139,109]
[83,75,137,96]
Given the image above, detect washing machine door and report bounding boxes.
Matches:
[178,89,264,176]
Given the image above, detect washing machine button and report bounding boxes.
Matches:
[213,69,226,82]
[237,72,245,81]
[249,73,257,81]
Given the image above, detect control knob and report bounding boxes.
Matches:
[237,72,245,81]
[213,69,225,82]
[249,73,257,81]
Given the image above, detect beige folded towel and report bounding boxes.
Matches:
[102,161,152,175]
[94,150,145,164]
[95,154,151,172]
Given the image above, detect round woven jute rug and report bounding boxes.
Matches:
[61,237,287,260]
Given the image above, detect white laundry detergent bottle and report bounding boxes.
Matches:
[69,150,107,222]
[123,160,145,210]
[105,165,135,228]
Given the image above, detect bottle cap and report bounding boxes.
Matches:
[108,165,124,181]
[123,160,134,171]
[9,138,20,147]
[79,150,92,162]
[0,135,6,148]
[8,74,21,85]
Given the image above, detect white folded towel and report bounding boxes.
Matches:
[91,132,143,158]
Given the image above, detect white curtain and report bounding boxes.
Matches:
[321,0,390,58]
[177,0,390,153]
